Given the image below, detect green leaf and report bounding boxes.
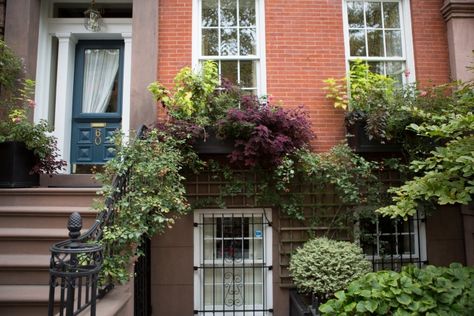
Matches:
[396,293,412,306]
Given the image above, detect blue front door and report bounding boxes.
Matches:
[71,40,124,171]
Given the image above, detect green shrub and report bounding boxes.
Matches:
[319,263,474,316]
[288,237,372,301]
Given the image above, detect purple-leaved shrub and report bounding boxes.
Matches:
[218,103,314,168]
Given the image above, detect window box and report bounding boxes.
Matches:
[193,128,234,154]
[0,141,39,188]
[346,120,401,153]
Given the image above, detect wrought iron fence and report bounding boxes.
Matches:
[48,125,148,316]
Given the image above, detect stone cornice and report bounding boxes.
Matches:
[441,0,474,21]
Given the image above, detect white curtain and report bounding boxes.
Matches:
[82,49,120,113]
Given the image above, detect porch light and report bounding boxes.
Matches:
[84,0,102,32]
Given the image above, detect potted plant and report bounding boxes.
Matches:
[324,60,411,153]
[288,237,371,316]
[149,61,235,154]
[0,41,65,187]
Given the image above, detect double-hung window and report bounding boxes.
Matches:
[343,0,415,83]
[194,0,266,95]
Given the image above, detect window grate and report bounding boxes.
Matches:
[194,212,272,315]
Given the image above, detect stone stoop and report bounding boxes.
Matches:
[77,283,134,316]
[0,187,99,315]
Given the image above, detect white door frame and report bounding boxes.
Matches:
[34,0,132,173]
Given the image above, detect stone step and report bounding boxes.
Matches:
[0,285,57,316]
[0,228,94,255]
[0,255,50,285]
[0,206,97,229]
[0,187,100,207]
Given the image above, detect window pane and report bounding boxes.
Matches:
[202,28,219,55]
[385,30,402,57]
[367,61,384,74]
[347,1,364,28]
[383,2,400,28]
[386,61,404,82]
[202,0,218,27]
[367,29,384,56]
[221,60,238,84]
[239,0,255,27]
[82,49,120,113]
[239,28,256,55]
[240,60,256,88]
[220,0,237,27]
[349,29,366,56]
[221,28,238,55]
[365,2,382,28]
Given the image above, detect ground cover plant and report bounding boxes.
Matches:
[319,263,474,315]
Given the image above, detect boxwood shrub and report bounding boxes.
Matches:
[319,263,474,315]
[289,237,372,301]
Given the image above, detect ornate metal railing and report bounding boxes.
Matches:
[48,125,148,316]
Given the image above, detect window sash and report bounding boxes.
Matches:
[343,0,415,82]
[196,0,263,93]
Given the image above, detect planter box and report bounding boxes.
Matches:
[193,129,234,154]
[289,290,320,316]
[0,141,39,188]
[346,120,401,153]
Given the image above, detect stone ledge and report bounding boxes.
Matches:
[442,0,474,21]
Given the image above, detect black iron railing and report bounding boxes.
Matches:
[48,125,148,316]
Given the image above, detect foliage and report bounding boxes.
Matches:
[289,237,371,302]
[377,81,474,219]
[218,103,314,168]
[95,129,191,284]
[319,263,474,316]
[324,59,400,141]
[291,145,380,205]
[148,61,220,126]
[0,43,65,174]
[0,39,23,98]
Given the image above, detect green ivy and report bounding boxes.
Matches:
[95,129,192,284]
[320,263,474,315]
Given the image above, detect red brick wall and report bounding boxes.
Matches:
[265,0,347,151]
[156,0,450,151]
[410,0,450,86]
[157,0,193,85]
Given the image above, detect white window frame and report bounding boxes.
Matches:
[342,0,416,83]
[193,208,273,316]
[192,0,267,96]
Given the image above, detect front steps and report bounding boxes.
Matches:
[0,187,98,316]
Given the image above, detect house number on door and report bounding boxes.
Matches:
[94,129,102,145]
